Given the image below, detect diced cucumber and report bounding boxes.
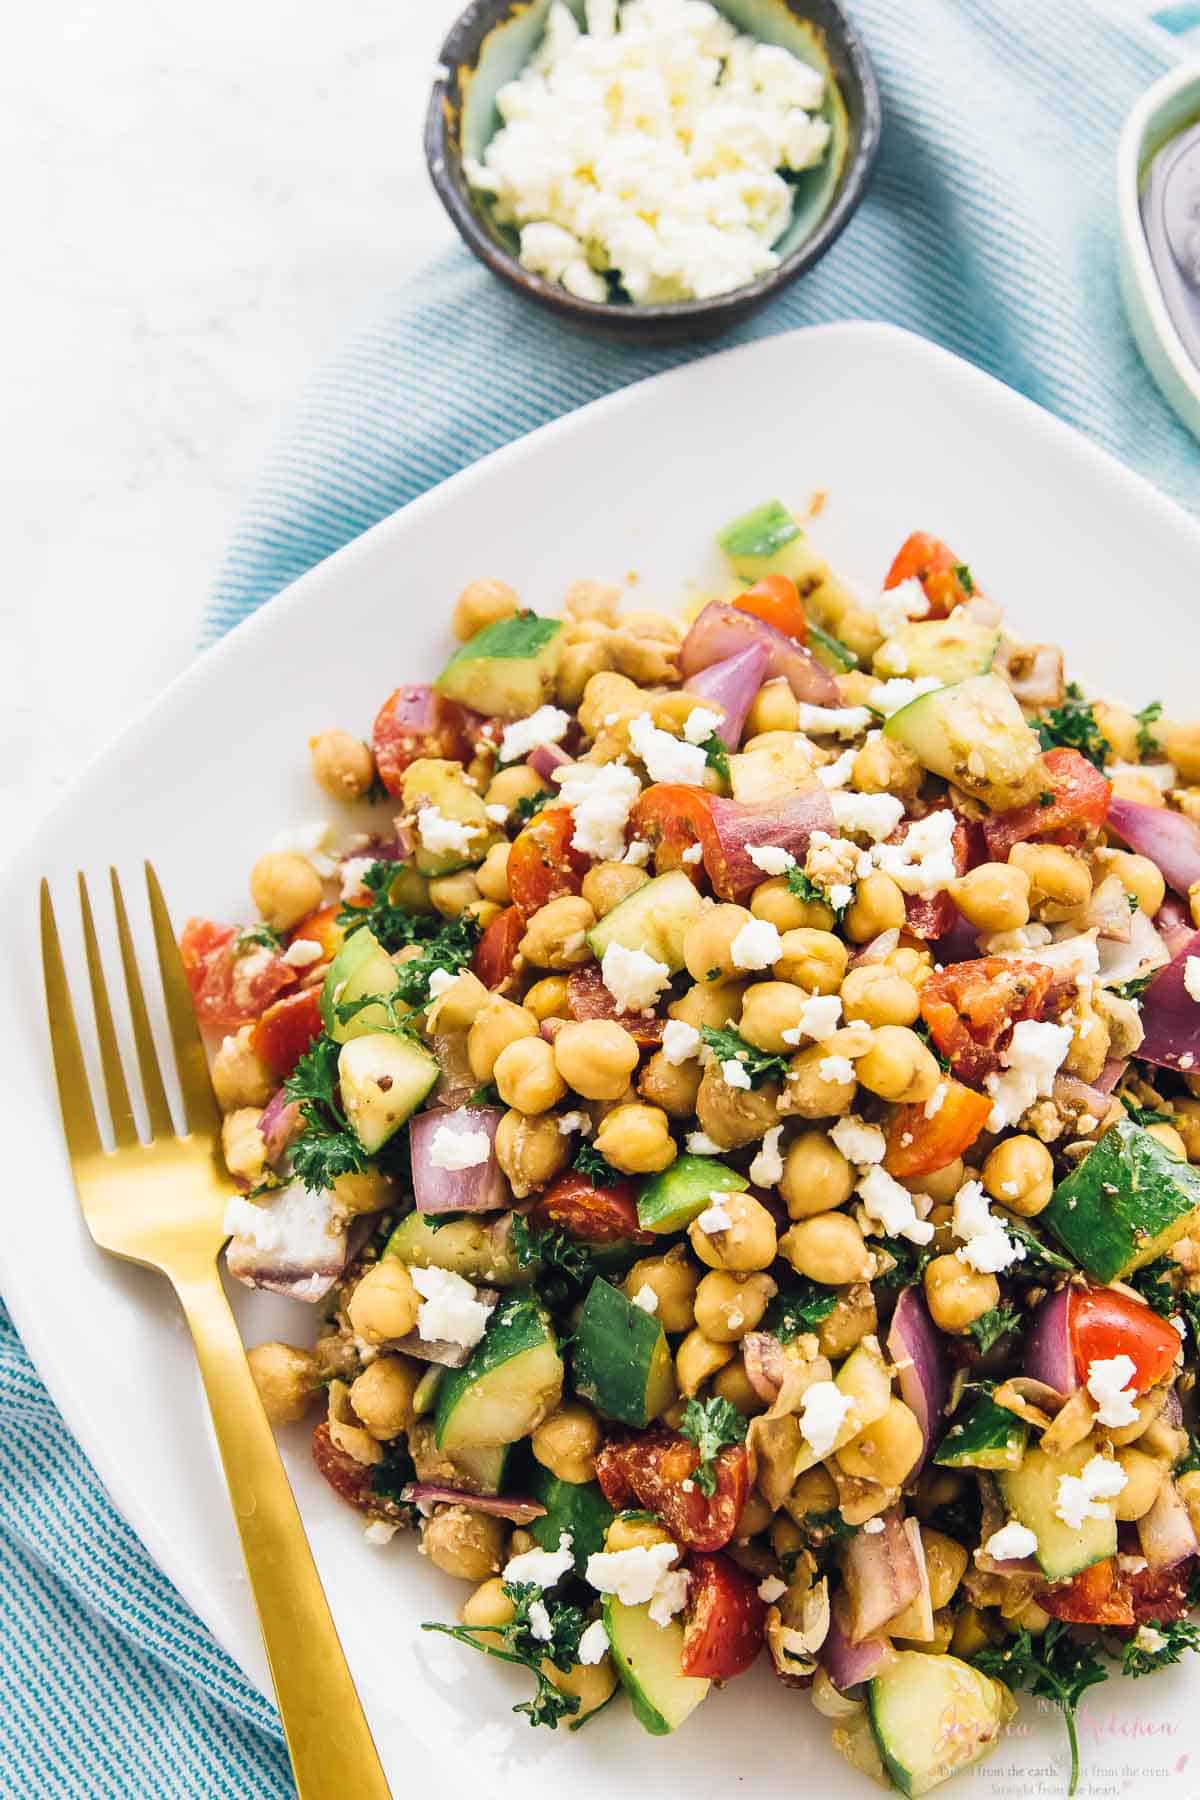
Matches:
[717,498,804,565]
[398,758,501,876]
[528,1466,614,1572]
[636,1153,747,1235]
[997,1441,1116,1580]
[603,1597,710,1735]
[716,499,861,635]
[585,869,704,976]
[934,1394,1027,1471]
[1041,1117,1200,1282]
[447,1442,510,1495]
[321,927,398,1042]
[434,1292,563,1452]
[807,621,860,673]
[883,673,1042,811]
[436,612,564,720]
[337,1033,438,1153]
[874,619,998,683]
[384,1210,528,1286]
[572,1278,676,1427]
[868,1652,1011,1797]
[412,1364,444,1416]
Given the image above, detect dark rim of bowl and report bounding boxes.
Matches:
[424,0,882,326]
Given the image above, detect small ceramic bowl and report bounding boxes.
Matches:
[425,0,881,343]
[1117,61,1200,442]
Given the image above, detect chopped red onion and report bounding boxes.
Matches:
[930,914,982,966]
[742,1332,787,1404]
[1108,798,1200,898]
[400,1484,546,1524]
[527,744,569,783]
[410,1106,506,1214]
[391,1288,500,1367]
[1052,1072,1118,1124]
[1137,929,1200,1073]
[1137,1479,1199,1571]
[706,787,836,901]
[1024,1288,1077,1393]
[679,602,838,704]
[819,1597,894,1691]
[839,1508,921,1642]
[683,643,770,748]
[887,1288,948,1473]
[1088,873,1134,942]
[387,684,437,734]
[1094,1058,1128,1096]
[259,1089,303,1167]
[1157,894,1196,957]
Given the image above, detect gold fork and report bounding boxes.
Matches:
[40,863,392,1800]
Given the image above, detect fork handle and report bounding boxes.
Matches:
[173,1266,392,1800]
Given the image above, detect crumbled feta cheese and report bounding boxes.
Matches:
[600,941,671,1014]
[924,1082,948,1120]
[872,809,958,896]
[683,706,723,745]
[749,1125,785,1187]
[557,1110,591,1135]
[647,1568,691,1627]
[817,747,857,790]
[858,1165,935,1245]
[577,1619,610,1665]
[984,1019,1073,1131]
[363,1520,399,1546]
[505,1533,575,1589]
[681,843,704,865]
[622,838,651,866]
[662,1019,702,1065]
[870,676,944,718]
[410,1265,495,1349]
[830,790,906,841]
[1086,1354,1140,1428]
[1186,957,1200,1005]
[730,917,782,971]
[282,937,324,968]
[485,803,510,824]
[223,1183,336,1261]
[632,1284,659,1315]
[831,1114,886,1165]
[781,994,843,1047]
[427,1125,492,1172]
[799,1381,855,1458]
[417,806,481,857]
[338,856,375,902]
[794,704,873,738]
[862,1517,885,1535]
[270,819,336,877]
[875,577,930,638]
[696,1198,733,1233]
[527,1599,554,1641]
[1054,1456,1127,1530]
[757,1575,788,1603]
[629,713,708,786]
[747,843,796,876]
[585,1542,680,1608]
[554,760,642,861]
[720,1058,752,1091]
[1134,1624,1167,1654]
[427,967,458,999]
[687,1131,722,1155]
[818,1055,854,1085]
[984,1521,1038,1562]
[499,705,571,765]
[952,1179,1026,1274]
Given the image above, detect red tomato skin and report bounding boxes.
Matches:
[249,987,324,1081]
[982,748,1111,859]
[920,957,1052,1084]
[889,810,971,940]
[566,966,666,1047]
[883,532,974,619]
[1125,1557,1197,1625]
[527,1173,654,1247]
[681,1552,766,1680]
[629,785,717,887]
[733,575,808,643]
[593,1431,749,1552]
[883,1081,993,1177]
[371,686,477,795]
[473,906,523,990]
[1068,1287,1181,1394]
[179,919,296,1033]
[1039,1558,1135,1627]
[507,808,590,921]
[287,903,344,965]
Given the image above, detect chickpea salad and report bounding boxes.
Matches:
[186,499,1200,1798]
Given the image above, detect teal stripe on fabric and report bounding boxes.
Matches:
[1151,1,1200,30]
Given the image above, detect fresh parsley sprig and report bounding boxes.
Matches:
[283,1034,370,1193]
[510,1213,601,1311]
[336,859,433,952]
[968,1303,1022,1355]
[972,1622,1108,1797]
[699,1023,789,1088]
[702,734,730,782]
[1135,700,1164,759]
[678,1396,747,1496]
[513,789,555,825]
[1036,683,1111,771]
[786,866,848,922]
[1121,1618,1200,1678]
[1002,1219,1073,1278]
[764,1277,837,1342]
[422,1582,590,1730]
[573,1142,621,1186]
[236,922,283,953]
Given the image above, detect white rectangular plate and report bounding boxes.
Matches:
[5,323,1200,1800]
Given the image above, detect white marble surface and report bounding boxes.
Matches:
[4,0,463,845]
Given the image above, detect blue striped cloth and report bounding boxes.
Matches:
[4,2,1197,1794]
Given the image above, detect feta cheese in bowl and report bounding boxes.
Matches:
[426,0,880,341]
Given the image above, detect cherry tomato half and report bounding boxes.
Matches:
[371,685,478,796]
[883,531,975,619]
[566,965,666,1047]
[1038,1557,1134,1627]
[733,574,808,643]
[249,986,324,1082]
[920,957,1052,1085]
[506,808,590,921]
[681,1552,766,1680]
[1068,1286,1181,1395]
[982,749,1111,859]
[473,905,523,990]
[883,1080,993,1178]
[594,1429,750,1552]
[179,918,295,1034]
[527,1172,653,1246]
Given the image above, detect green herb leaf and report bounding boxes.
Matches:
[874,1238,937,1290]
[283,1034,370,1193]
[236,923,282,953]
[1113,972,1154,1000]
[702,734,730,782]
[510,1213,600,1311]
[513,789,556,825]
[1121,1618,1200,1677]
[678,1396,747,1496]
[573,1142,621,1186]
[764,1277,837,1342]
[422,1582,588,1730]
[1129,1257,1176,1317]
[336,859,431,952]
[467,1082,501,1107]
[953,562,976,595]
[1121,1095,1175,1128]
[1002,1219,1074,1278]
[699,1023,789,1088]
[1036,683,1110,771]
[786,866,847,922]
[968,1303,1022,1355]
[1135,700,1164,760]
[972,1622,1108,1798]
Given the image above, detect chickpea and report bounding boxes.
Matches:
[1147,1121,1189,1160]
[1113,1448,1167,1522]
[1095,848,1165,919]
[743,680,800,737]
[739,981,812,1053]
[1063,994,1111,1084]
[638,1050,702,1118]
[493,1037,568,1115]
[467,995,539,1082]
[523,975,571,1022]
[774,928,848,994]
[669,976,750,1031]
[695,1060,781,1148]
[429,871,487,921]
[308,729,375,801]
[622,1247,699,1334]
[420,1506,506,1582]
[855,1025,940,1104]
[1111,769,1167,808]
[1178,1470,1200,1538]
[779,1039,859,1119]
[1166,721,1200,784]
[786,1465,840,1519]
[923,1254,999,1334]
[1170,1097,1200,1162]
[1093,701,1141,763]
[347,1261,420,1344]
[605,1514,677,1556]
[920,1528,968,1609]
[885,944,933,990]
[676,1328,735,1396]
[564,578,620,624]
[950,862,1031,932]
[840,964,920,1029]
[519,896,596,970]
[780,1212,871,1285]
[212,1025,274,1112]
[553,1019,639,1100]
[544,1655,618,1723]
[899,1157,965,1207]
[475,842,512,904]
[593,1103,677,1175]
[462,1577,516,1635]
[486,764,549,812]
[581,861,649,918]
[837,1399,924,1488]
[494,1109,569,1198]
[452,577,519,641]
[1140,1416,1188,1463]
[751,875,834,934]
[850,736,922,801]
[689,1190,778,1272]
[817,1283,877,1359]
[713,1357,766,1416]
[1009,843,1092,920]
[531,1403,601,1485]
[981,1135,1054,1217]
[694,1270,776,1342]
[683,904,756,983]
[248,851,323,933]
[843,872,907,946]
[221,1107,266,1185]
[349,1355,420,1440]
[780,1130,854,1218]
[247,1342,320,1425]
[557,638,611,707]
